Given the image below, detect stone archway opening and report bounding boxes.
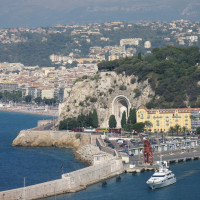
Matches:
[112,95,131,128]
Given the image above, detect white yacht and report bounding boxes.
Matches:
[146,161,176,189]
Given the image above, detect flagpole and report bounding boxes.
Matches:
[24,177,26,200]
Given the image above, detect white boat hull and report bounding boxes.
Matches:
[147,177,176,189]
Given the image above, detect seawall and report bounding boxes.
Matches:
[0,159,124,200]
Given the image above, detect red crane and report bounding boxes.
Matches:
[139,133,154,164]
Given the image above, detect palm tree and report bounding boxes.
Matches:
[182,126,187,136]
[174,124,181,135]
[169,126,175,135]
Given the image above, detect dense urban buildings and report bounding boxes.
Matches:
[0,62,98,102]
[0,20,199,67]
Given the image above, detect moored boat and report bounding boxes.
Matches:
[146,161,176,189]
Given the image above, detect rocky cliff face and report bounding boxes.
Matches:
[59,71,154,127]
[12,130,91,149]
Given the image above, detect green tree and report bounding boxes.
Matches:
[35,97,42,105]
[92,109,98,128]
[196,127,200,134]
[190,115,196,120]
[132,122,145,133]
[138,52,142,60]
[109,115,117,128]
[174,124,181,135]
[127,108,136,124]
[182,126,187,136]
[85,112,93,127]
[77,114,86,127]
[59,118,78,130]
[121,111,126,128]
[24,95,32,103]
[169,126,175,135]
[12,91,22,102]
[144,121,153,130]
[124,123,133,132]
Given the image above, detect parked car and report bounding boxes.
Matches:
[104,139,111,144]
[130,139,136,144]
[108,143,114,149]
[117,139,124,144]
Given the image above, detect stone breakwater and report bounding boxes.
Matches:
[12,130,91,150]
[0,158,124,200]
[75,144,114,165]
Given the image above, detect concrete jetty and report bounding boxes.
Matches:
[0,158,124,200]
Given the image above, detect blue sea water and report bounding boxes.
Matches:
[45,160,200,200]
[0,111,86,192]
[1,111,200,200]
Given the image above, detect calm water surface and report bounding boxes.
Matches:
[1,111,200,200]
[0,111,86,191]
[45,159,200,200]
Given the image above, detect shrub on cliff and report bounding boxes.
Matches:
[134,89,141,98]
[75,133,81,139]
[119,85,127,90]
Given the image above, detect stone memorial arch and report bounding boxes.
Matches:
[112,95,131,128]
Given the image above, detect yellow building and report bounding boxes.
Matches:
[136,105,200,133]
[74,58,104,64]
[41,89,54,99]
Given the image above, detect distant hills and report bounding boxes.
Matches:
[0,0,200,28]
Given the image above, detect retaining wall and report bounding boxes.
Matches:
[96,138,116,156]
[37,120,53,127]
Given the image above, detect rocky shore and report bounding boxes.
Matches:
[12,130,91,149]
[12,129,112,165]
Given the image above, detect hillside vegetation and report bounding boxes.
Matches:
[98,46,200,108]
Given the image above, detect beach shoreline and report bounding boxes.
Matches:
[0,106,58,117]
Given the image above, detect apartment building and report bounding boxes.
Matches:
[136,105,200,133]
[0,81,19,92]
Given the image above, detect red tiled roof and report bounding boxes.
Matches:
[138,105,200,114]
